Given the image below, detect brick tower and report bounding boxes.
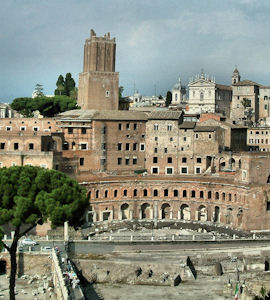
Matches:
[78,29,119,110]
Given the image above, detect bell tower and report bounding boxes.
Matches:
[78,29,119,110]
[232,67,240,84]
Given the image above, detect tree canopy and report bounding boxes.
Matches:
[0,166,88,299]
[10,95,78,117]
[165,91,172,107]
[55,73,76,98]
[33,83,44,97]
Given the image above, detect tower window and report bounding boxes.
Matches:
[106,91,110,97]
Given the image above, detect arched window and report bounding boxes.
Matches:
[95,190,99,199]
[173,189,178,197]
[164,189,168,197]
[191,190,196,198]
[153,189,158,197]
[183,190,187,198]
[222,192,226,201]
[228,193,232,201]
[143,189,148,197]
[114,190,118,197]
[104,190,108,198]
[200,191,204,198]
[200,92,204,101]
[215,192,219,200]
[208,191,212,199]
[123,189,127,197]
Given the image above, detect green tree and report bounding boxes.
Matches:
[64,73,76,97]
[0,166,88,300]
[241,97,251,109]
[165,91,172,107]
[55,75,65,96]
[34,84,44,97]
[70,87,78,100]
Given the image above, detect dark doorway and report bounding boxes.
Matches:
[0,260,6,274]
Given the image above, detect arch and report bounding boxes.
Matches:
[228,193,232,201]
[153,189,158,197]
[229,158,236,171]
[161,203,170,219]
[173,189,178,197]
[141,203,150,219]
[143,189,148,197]
[237,208,243,226]
[164,189,169,197]
[219,157,226,171]
[213,206,220,223]
[180,204,191,220]
[133,189,137,197]
[104,190,108,198]
[197,205,207,221]
[208,191,212,199]
[114,189,118,197]
[215,192,219,200]
[222,192,226,201]
[226,207,233,224]
[183,190,187,198]
[191,190,196,198]
[121,203,129,220]
[95,190,99,199]
[123,189,128,197]
[200,191,204,199]
[238,159,242,169]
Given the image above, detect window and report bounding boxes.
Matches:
[167,157,172,163]
[170,137,173,142]
[153,157,158,163]
[126,123,130,130]
[101,143,106,150]
[200,91,204,101]
[114,190,118,197]
[265,105,268,110]
[29,143,34,150]
[195,133,199,139]
[106,90,110,97]
[80,143,88,150]
[133,123,137,130]
[133,157,137,165]
[151,167,159,174]
[123,189,127,197]
[215,192,219,200]
[183,190,187,197]
[0,143,5,150]
[154,147,158,153]
[20,126,26,131]
[95,190,99,198]
[33,127,39,132]
[182,157,187,163]
[183,137,186,142]
[101,158,106,166]
[265,96,269,100]
[6,127,12,131]
[143,189,148,196]
[196,157,202,163]
[195,167,201,174]
[154,124,159,131]
[181,167,188,174]
[208,191,212,199]
[209,134,212,139]
[164,148,167,153]
[105,190,108,198]
[133,143,138,151]
[173,190,178,197]
[200,191,204,198]
[267,202,270,211]
[166,167,173,174]
[80,158,84,166]
[154,137,158,141]
[133,189,137,197]
[164,189,168,197]
[118,143,122,151]
[14,143,19,150]
[140,143,145,151]
[167,124,172,131]
[126,143,130,151]
[191,190,195,198]
[12,162,16,166]
[102,126,106,134]
[125,158,130,165]
[68,128,73,134]
[154,189,158,196]
[118,123,122,130]
[117,158,122,165]
[81,128,87,134]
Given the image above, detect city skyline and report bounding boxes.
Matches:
[1,0,270,102]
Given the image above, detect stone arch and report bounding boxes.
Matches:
[197,205,207,221]
[141,203,150,219]
[229,157,236,171]
[237,208,243,226]
[215,192,219,200]
[222,192,226,201]
[238,159,242,169]
[226,207,233,224]
[121,203,129,220]
[219,157,226,171]
[180,204,191,220]
[213,206,220,223]
[161,203,171,219]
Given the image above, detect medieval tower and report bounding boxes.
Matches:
[78,29,119,110]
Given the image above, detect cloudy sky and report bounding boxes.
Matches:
[1,0,270,102]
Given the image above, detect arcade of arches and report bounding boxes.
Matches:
[84,179,270,231]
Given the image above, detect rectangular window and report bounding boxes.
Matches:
[80,158,84,166]
[81,128,87,134]
[125,143,130,151]
[68,128,73,134]
[12,162,16,166]
[125,158,130,165]
[154,147,158,153]
[164,148,168,153]
[195,133,199,139]
[166,167,173,175]
[101,143,106,150]
[117,157,122,165]
[0,143,5,150]
[209,134,212,139]
[167,124,172,131]
[181,167,188,174]
[133,123,137,130]
[182,157,187,163]
[167,157,172,163]
[6,127,12,131]
[118,123,122,130]
[80,143,88,150]
[183,137,186,142]
[195,167,201,174]
[267,202,270,211]
[140,143,145,151]
[133,158,137,165]
[153,157,158,163]
[133,143,138,151]
[118,143,122,151]
[29,143,34,150]
[106,90,110,97]
[20,126,26,131]
[154,137,158,141]
[151,167,159,174]
[126,123,130,130]
[154,124,158,131]
[196,157,202,163]
[14,143,19,150]
[265,105,268,110]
